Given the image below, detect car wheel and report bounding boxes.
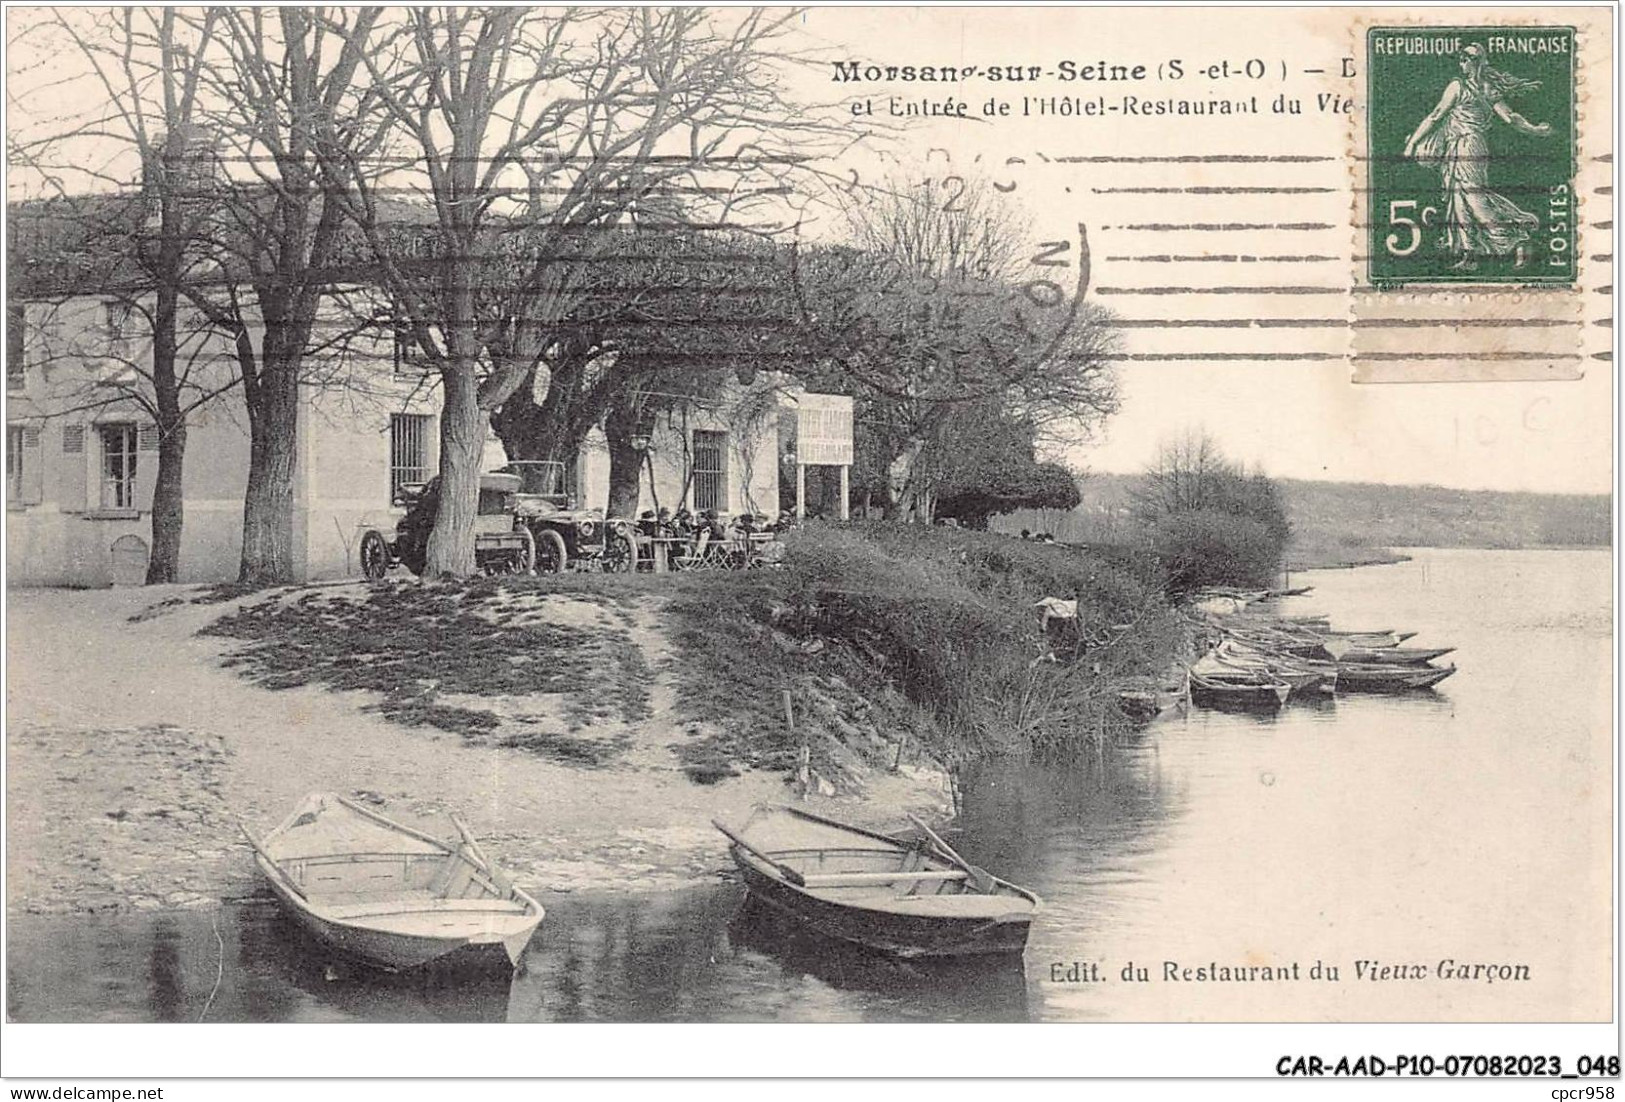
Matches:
[535,529,568,574]
[603,529,638,573]
[513,526,536,575]
[360,530,391,580]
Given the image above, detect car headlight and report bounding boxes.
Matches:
[578,520,596,539]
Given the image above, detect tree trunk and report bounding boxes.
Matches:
[425,365,483,576]
[490,364,568,461]
[238,361,300,584]
[146,421,186,584]
[145,264,184,584]
[603,397,643,519]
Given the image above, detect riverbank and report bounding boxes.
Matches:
[8,524,1185,918]
[4,582,953,917]
[1284,542,1410,572]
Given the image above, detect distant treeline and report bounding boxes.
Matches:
[994,474,1611,552]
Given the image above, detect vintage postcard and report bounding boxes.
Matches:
[2,4,1616,1086]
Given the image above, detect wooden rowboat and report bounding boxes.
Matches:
[1188,668,1291,710]
[1116,670,1191,721]
[714,805,1040,959]
[1335,663,1456,692]
[1213,642,1338,695]
[1195,652,1322,697]
[242,793,544,972]
[1336,645,1455,666]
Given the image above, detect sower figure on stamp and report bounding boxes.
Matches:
[1402,42,1554,271]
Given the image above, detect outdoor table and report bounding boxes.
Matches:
[643,535,688,573]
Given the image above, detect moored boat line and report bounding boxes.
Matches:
[1185,588,1457,709]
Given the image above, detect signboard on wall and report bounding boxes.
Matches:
[796,393,853,467]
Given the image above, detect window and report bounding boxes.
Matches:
[6,425,23,500]
[100,424,138,509]
[392,329,430,376]
[390,413,432,501]
[104,300,133,341]
[7,303,24,390]
[692,430,728,513]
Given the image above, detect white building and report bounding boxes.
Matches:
[5,200,780,586]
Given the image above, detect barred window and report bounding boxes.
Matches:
[692,430,728,514]
[390,413,432,502]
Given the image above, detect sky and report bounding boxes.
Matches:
[782,8,1615,495]
[5,6,1614,496]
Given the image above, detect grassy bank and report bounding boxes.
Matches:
[1284,535,1410,572]
[199,523,1187,792]
[663,523,1187,778]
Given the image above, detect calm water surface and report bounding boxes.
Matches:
[8,548,1611,1022]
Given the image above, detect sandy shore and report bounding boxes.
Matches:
[6,584,950,916]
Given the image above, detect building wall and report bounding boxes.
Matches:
[8,289,779,584]
[299,376,439,581]
[572,396,780,520]
[6,298,251,586]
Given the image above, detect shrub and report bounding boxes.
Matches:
[1149,509,1282,593]
[771,522,1184,761]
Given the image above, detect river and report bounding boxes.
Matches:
[8,548,1612,1023]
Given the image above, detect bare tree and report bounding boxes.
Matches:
[20,9,228,582]
[795,175,1118,522]
[177,7,384,584]
[1131,429,1229,521]
[317,8,831,575]
[8,200,241,517]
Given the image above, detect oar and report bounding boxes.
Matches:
[235,816,307,901]
[907,813,996,894]
[450,813,513,896]
[712,818,807,887]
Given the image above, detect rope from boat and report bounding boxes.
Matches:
[198,909,225,1022]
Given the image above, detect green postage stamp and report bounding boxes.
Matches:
[1366,27,1576,285]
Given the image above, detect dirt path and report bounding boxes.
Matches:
[6,584,948,916]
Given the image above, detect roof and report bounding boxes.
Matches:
[5,191,435,300]
[7,193,151,298]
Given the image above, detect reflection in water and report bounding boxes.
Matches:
[508,887,739,1022]
[146,915,186,1021]
[725,895,1029,1022]
[240,904,514,1023]
[7,550,1611,1023]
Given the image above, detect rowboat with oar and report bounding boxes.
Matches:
[1195,652,1322,697]
[713,805,1040,958]
[1335,663,1457,692]
[1188,668,1291,710]
[1213,641,1338,695]
[241,793,544,972]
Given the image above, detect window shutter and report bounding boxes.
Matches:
[6,303,24,390]
[133,429,158,512]
[21,425,43,505]
[58,424,86,512]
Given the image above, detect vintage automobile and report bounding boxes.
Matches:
[359,471,535,579]
[502,460,638,574]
